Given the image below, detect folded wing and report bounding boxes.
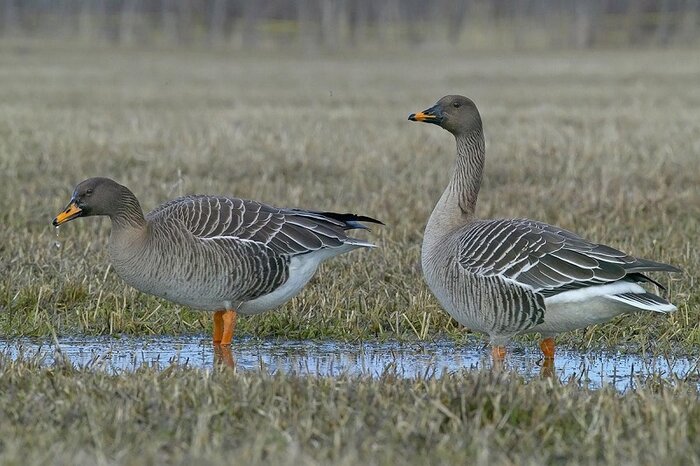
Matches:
[458,218,680,298]
[148,195,380,257]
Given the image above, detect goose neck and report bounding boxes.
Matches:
[426,129,485,233]
[110,189,147,231]
[449,129,485,217]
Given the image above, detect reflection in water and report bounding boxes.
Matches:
[540,358,556,378]
[213,344,235,367]
[1,335,697,391]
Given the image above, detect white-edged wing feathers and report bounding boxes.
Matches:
[147,195,375,257]
[458,219,677,298]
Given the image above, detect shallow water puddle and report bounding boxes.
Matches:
[1,336,697,391]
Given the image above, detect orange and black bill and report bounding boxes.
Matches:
[408,105,443,125]
[53,201,82,226]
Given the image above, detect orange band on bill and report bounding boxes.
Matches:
[53,202,82,226]
[409,111,438,122]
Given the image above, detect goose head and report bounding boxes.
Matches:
[53,177,128,226]
[408,95,482,137]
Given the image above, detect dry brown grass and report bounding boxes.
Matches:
[0,354,698,466]
[0,42,698,351]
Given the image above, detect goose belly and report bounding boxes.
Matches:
[422,258,543,336]
[426,276,491,333]
[108,240,281,312]
[423,258,488,331]
[238,255,321,314]
[111,252,229,311]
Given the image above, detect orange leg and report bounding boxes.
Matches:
[539,337,555,361]
[219,309,238,346]
[491,345,506,368]
[213,310,224,344]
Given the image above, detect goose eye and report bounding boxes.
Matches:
[85,189,93,196]
[453,102,461,108]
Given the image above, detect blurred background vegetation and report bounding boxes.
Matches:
[1,0,699,51]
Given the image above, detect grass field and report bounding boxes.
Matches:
[0,41,699,465]
[0,41,697,350]
[0,354,698,465]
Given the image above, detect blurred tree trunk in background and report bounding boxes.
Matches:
[177,0,193,45]
[79,0,96,41]
[161,0,179,45]
[445,0,469,44]
[241,0,260,48]
[120,0,138,45]
[208,0,228,46]
[512,0,528,50]
[679,0,700,42]
[378,0,401,43]
[2,0,19,36]
[298,0,317,52]
[625,0,644,45]
[573,0,599,48]
[320,0,342,50]
[0,0,699,51]
[348,0,369,46]
[654,0,672,45]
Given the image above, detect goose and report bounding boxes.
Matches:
[53,177,381,346]
[408,95,680,365]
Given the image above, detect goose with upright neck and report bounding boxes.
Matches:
[409,95,680,367]
[53,177,381,350]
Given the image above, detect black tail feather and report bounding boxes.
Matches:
[625,258,682,274]
[627,273,668,291]
[317,212,384,230]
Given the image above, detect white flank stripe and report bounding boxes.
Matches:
[606,294,677,313]
[545,281,646,304]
